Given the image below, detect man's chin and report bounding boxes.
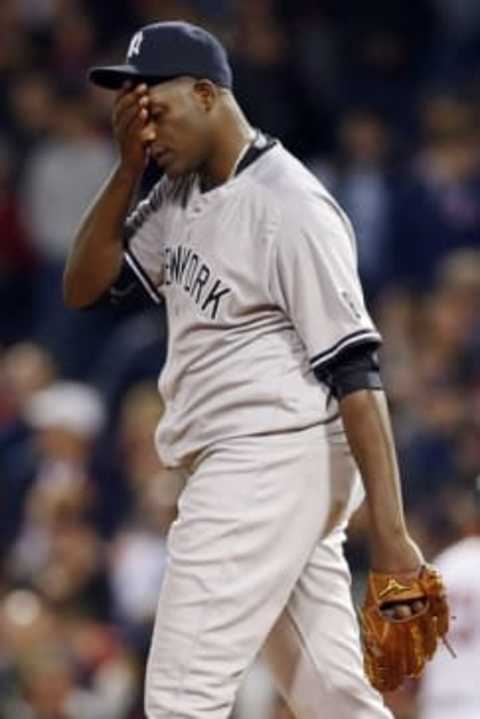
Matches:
[164,166,181,179]
[155,153,196,179]
[160,160,184,180]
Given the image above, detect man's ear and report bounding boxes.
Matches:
[193,80,217,112]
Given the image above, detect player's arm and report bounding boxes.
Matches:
[63,84,155,308]
[270,198,423,574]
[341,391,422,572]
[334,364,452,692]
[317,347,422,573]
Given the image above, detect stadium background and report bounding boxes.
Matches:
[1,0,480,717]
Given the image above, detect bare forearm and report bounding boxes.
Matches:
[63,162,140,308]
[340,389,406,534]
[339,389,421,570]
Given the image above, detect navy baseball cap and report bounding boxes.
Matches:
[89,21,232,90]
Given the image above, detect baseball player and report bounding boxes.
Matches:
[63,22,448,719]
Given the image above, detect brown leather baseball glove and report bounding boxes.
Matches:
[360,564,451,693]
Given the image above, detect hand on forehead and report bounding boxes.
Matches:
[119,81,148,97]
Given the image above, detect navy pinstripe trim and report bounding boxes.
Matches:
[319,412,340,425]
[310,329,381,370]
[235,131,277,175]
[124,250,162,305]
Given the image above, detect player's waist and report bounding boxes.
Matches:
[155,403,344,468]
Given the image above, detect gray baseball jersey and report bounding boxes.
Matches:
[123,136,381,467]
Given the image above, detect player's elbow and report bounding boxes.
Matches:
[62,268,98,309]
[62,267,80,308]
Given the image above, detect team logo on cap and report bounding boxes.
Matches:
[127,31,144,60]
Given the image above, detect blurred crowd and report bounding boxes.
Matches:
[1,1,480,717]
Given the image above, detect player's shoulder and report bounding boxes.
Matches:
[248,142,330,207]
[248,142,353,238]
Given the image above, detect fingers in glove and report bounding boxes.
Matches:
[394,603,413,620]
[381,602,412,620]
[381,598,428,622]
[412,599,426,614]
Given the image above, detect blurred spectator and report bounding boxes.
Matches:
[311,108,396,298]
[25,378,105,436]
[106,383,180,651]
[50,7,97,83]
[0,142,37,343]
[109,468,182,651]
[427,0,480,85]
[417,481,480,719]
[1,341,56,413]
[16,0,57,31]
[20,90,118,373]
[6,72,55,178]
[89,314,167,537]
[1,380,104,549]
[0,589,138,718]
[336,0,436,132]
[382,249,480,506]
[0,342,57,546]
[229,0,299,147]
[22,91,114,270]
[4,382,112,622]
[390,95,480,288]
[115,381,165,491]
[0,341,56,438]
[7,474,104,609]
[94,311,167,439]
[0,1,33,76]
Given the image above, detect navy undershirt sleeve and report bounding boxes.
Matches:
[313,342,383,400]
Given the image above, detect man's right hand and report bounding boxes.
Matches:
[112,83,156,177]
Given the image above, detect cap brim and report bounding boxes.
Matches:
[89,64,139,89]
[88,64,166,90]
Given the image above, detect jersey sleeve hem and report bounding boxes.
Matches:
[310,329,382,371]
[124,249,162,305]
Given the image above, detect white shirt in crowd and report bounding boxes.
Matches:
[418,536,480,719]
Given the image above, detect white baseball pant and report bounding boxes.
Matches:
[145,424,393,719]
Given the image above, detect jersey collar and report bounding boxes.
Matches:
[199,130,277,193]
[234,130,277,176]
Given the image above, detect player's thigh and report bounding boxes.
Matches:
[262,528,393,719]
[145,427,352,717]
